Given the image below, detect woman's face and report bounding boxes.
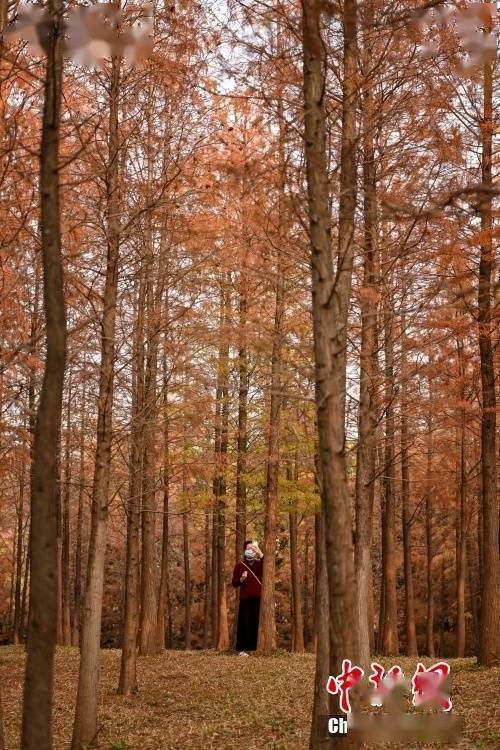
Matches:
[244,545,257,561]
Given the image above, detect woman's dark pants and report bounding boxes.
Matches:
[236,597,260,652]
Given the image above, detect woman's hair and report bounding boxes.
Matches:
[243,539,253,550]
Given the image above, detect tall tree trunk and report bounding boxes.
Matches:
[13,455,26,644]
[24,251,40,647]
[156,332,171,650]
[72,370,86,647]
[289,456,304,653]
[9,517,17,633]
[182,459,191,650]
[425,407,435,657]
[21,0,66,744]
[257,93,286,655]
[202,509,211,649]
[309,508,330,749]
[20,546,30,644]
[466,518,480,653]
[456,338,466,657]
[302,1,360,745]
[212,280,230,651]
[138,256,160,656]
[303,524,311,649]
[61,371,72,645]
[380,291,398,655]
[235,271,248,562]
[438,557,447,658]
[477,20,499,667]
[289,510,305,653]
[118,265,145,696]
[55,439,63,645]
[355,0,378,667]
[401,377,417,656]
[72,51,121,748]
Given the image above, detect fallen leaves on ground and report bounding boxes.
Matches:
[0,647,498,749]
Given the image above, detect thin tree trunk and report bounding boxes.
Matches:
[257,91,286,655]
[55,439,63,645]
[466,518,480,652]
[309,508,329,749]
[380,291,398,655]
[118,265,145,696]
[61,372,72,645]
[217,281,230,652]
[13,456,26,644]
[289,510,305,653]
[456,338,466,657]
[355,0,378,667]
[20,546,30,644]
[203,509,211,649]
[9,521,17,635]
[425,407,435,657]
[477,19,499,666]
[235,272,248,562]
[72,371,86,647]
[24,254,40,648]
[289,452,305,653]
[138,267,160,655]
[139,122,162,652]
[182,460,191,650]
[156,335,171,651]
[212,280,230,651]
[21,0,66,743]
[401,393,417,656]
[303,525,311,649]
[72,51,121,747]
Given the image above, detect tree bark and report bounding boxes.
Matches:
[303,524,311,649]
[21,0,66,744]
[72,370,86,647]
[61,371,72,645]
[477,21,499,666]
[425,407,435,657]
[203,509,211,649]
[156,328,171,650]
[118,265,145,696]
[212,279,230,650]
[302,1,360,744]
[138,252,160,656]
[355,0,378,667]
[401,383,417,656]
[309,508,330,749]
[257,89,286,655]
[13,455,26,644]
[289,454,305,653]
[455,338,466,657]
[182,459,191,650]
[235,271,248,562]
[72,51,121,747]
[379,291,398,655]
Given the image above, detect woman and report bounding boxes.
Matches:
[232,540,263,655]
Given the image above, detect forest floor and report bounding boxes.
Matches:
[0,647,498,749]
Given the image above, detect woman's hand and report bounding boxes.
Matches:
[250,543,263,559]
[240,570,248,583]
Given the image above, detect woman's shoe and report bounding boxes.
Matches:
[238,651,249,656]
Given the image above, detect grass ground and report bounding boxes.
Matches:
[0,647,498,749]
